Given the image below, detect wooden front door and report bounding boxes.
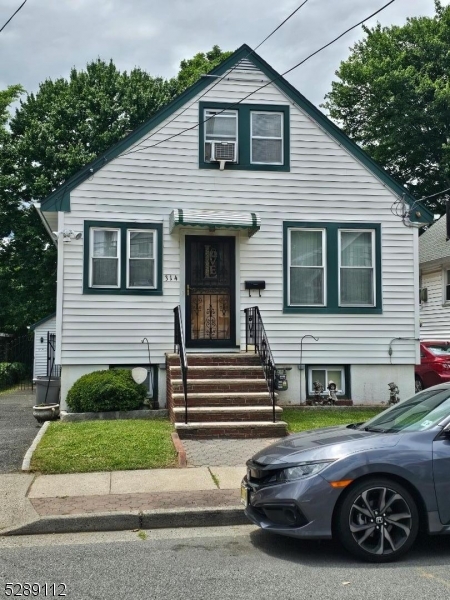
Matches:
[185,236,235,347]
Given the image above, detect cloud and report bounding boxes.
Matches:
[0,0,447,106]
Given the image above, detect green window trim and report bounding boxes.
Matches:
[83,221,163,295]
[199,102,290,171]
[283,221,382,314]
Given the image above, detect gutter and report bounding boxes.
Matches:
[34,203,57,247]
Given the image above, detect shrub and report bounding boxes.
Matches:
[0,361,28,389]
[66,369,147,413]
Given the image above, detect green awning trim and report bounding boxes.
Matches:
[169,209,261,237]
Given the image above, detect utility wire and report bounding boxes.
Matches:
[0,0,28,34]
[420,186,450,202]
[122,0,396,157]
[120,0,310,157]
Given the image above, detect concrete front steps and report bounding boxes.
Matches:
[166,353,288,439]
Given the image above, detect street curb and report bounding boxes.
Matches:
[22,421,50,472]
[171,432,187,467]
[1,506,249,536]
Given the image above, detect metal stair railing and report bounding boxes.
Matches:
[173,305,188,424]
[244,306,277,423]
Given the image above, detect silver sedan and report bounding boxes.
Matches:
[241,384,450,562]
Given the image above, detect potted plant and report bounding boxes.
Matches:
[33,376,61,423]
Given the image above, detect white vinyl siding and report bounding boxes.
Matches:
[251,111,283,165]
[33,316,57,378]
[420,267,450,340]
[55,58,417,369]
[339,229,375,307]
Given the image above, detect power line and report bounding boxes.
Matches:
[121,0,310,158]
[122,0,396,157]
[420,186,450,202]
[0,0,28,34]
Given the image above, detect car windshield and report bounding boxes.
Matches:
[358,388,450,433]
[427,344,450,355]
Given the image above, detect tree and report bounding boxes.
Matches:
[322,1,450,215]
[174,45,233,93]
[0,47,231,333]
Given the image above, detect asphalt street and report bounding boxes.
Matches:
[1,525,450,600]
[0,390,39,473]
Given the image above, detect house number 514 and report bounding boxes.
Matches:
[164,274,178,281]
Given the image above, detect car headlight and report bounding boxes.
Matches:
[276,461,334,483]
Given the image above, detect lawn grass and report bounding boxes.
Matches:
[282,407,384,433]
[30,419,177,474]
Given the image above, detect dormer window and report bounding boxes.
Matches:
[199,102,290,172]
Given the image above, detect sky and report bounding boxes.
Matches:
[1,0,449,109]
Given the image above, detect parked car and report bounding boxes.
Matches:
[415,341,450,392]
[241,384,450,562]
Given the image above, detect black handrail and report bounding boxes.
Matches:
[244,306,277,423]
[173,305,188,424]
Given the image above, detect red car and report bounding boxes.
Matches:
[415,341,450,392]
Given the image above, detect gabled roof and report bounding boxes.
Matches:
[39,44,433,224]
[29,312,56,331]
[419,214,450,264]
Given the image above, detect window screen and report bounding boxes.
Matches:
[251,112,283,164]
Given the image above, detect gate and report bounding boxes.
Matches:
[47,333,61,377]
[0,332,34,391]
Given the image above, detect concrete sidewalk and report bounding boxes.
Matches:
[0,467,248,536]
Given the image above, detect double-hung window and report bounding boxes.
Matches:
[288,229,326,306]
[90,228,120,288]
[445,269,450,303]
[199,102,290,171]
[284,222,381,313]
[127,230,156,289]
[251,112,283,165]
[339,230,375,307]
[204,109,238,163]
[84,221,162,295]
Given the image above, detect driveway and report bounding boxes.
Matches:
[0,388,39,473]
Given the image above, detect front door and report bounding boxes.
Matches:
[185,236,235,347]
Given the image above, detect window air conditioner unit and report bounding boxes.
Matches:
[206,141,236,169]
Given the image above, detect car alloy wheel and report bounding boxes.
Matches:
[336,478,419,562]
[415,377,423,393]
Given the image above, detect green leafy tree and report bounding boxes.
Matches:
[322,1,450,215]
[0,48,231,333]
[174,45,233,93]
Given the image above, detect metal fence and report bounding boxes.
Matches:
[0,332,34,391]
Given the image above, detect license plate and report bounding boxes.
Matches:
[240,483,249,507]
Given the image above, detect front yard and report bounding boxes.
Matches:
[282,407,384,433]
[30,407,384,474]
[30,419,177,474]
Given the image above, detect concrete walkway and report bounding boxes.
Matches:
[183,438,278,466]
[0,467,248,536]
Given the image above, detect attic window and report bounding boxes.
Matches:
[199,102,290,172]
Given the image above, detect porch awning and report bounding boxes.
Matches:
[169,209,261,237]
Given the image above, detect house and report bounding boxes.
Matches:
[29,313,57,379]
[419,213,450,340]
[34,45,432,437]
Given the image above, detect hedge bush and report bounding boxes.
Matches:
[66,369,147,413]
[0,362,28,389]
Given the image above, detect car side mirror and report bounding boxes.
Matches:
[443,422,450,436]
